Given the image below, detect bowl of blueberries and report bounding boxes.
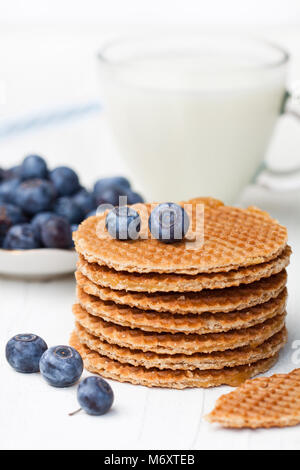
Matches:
[0,154,143,278]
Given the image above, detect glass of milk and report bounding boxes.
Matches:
[97,33,289,203]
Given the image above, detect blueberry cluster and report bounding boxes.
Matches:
[0,154,143,250]
[106,202,190,243]
[6,333,114,416]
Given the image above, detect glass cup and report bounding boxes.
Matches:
[97,33,295,203]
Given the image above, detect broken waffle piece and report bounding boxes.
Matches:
[205,368,300,428]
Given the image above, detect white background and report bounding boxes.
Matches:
[1,0,300,451]
[0,0,300,26]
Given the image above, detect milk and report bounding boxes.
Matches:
[100,55,286,202]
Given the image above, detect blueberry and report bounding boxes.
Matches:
[105,206,141,240]
[15,179,56,215]
[93,176,131,199]
[3,165,21,180]
[126,190,144,205]
[3,223,40,250]
[148,203,190,243]
[39,345,83,387]
[94,185,127,207]
[50,166,80,196]
[6,334,47,373]
[77,376,114,416]
[53,197,84,224]
[20,155,48,180]
[31,212,53,241]
[0,203,27,241]
[72,189,96,215]
[40,215,72,248]
[0,178,21,204]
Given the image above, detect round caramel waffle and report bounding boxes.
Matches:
[75,322,286,371]
[75,270,287,315]
[77,286,287,335]
[73,199,287,274]
[70,330,280,389]
[77,247,291,293]
[73,303,286,355]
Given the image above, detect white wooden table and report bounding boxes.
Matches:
[0,184,299,451]
[1,27,300,451]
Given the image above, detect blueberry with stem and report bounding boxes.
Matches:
[69,376,114,416]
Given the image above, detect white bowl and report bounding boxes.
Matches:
[0,248,78,279]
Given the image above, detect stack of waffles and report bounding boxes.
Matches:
[71,197,290,389]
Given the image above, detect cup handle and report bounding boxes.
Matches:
[254,90,300,191]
